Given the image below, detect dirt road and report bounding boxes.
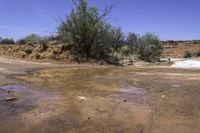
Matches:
[0,58,199,133]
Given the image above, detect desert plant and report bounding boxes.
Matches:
[58,0,114,59]
[45,35,61,45]
[194,49,200,57]
[17,39,26,45]
[17,34,41,45]
[137,33,163,62]
[108,27,125,52]
[0,38,15,44]
[126,32,138,54]
[118,45,129,56]
[184,51,192,58]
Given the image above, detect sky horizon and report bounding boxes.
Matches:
[0,0,200,41]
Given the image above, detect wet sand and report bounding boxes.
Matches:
[0,58,199,133]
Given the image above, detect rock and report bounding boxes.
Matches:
[78,96,86,100]
[122,59,134,66]
[5,97,17,102]
[161,95,166,98]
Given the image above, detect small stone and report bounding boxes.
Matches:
[161,95,165,98]
[5,97,17,102]
[123,100,127,102]
[88,117,90,120]
[78,96,86,100]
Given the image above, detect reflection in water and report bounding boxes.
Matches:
[0,67,152,132]
[2,66,199,132]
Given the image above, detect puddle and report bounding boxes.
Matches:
[171,84,181,88]
[2,66,200,132]
[0,85,61,127]
[121,86,146,95]
[10,67,153,132]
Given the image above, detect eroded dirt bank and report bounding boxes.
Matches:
[0,58,199,133]
[163,40,200,58]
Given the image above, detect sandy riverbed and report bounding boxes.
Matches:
[0,58,199,133]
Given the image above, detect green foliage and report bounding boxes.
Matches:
[137,33,163,62]
[45,35,61,45]
[57,1,163,62]
[0,38,15,44]
[118,45,129,56]
[126,32,138,54]
[17,39,26,45]
[17,34,41,45]
[58,0,114,59]
[107,26,125,51]
[0,0,164,63]
[194,49,200,57]
[184,51,192,58]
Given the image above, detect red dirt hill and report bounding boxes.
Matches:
[163,40,200,58]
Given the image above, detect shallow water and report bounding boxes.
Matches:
[1,66,200,133]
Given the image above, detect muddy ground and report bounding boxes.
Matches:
[0,58,199,133]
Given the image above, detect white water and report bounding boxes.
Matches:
[171,59,200,69]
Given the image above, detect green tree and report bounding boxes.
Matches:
[17,34,41,45]
[194,49,200,57]
[126,32,138,55]
[184,51,192,58]
[0,38,15,44]
[58,0,113,58]
[138,33,163,62]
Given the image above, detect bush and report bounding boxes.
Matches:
[0,0,162,63]
[58,0,116,59]
[194,49,200,57]
[126,32,138,54]
[17,34,41,45]
[57,0,163,62]
[17,39,26,45]
[118,45,129,56]
[46,36,61,45]
[137,33,163,62]
[0,38,15,44]
[184,51,192,58]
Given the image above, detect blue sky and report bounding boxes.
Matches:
[0,0,200,40]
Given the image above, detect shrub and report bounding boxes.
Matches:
[184,51,192,58]
[17,39,26,45]
[57,0,163,62]
[137,33,163,62]
[194,49,200,57]
[126,32,138,54]
[46,36,61,45]
[58,0,115,59]
[17,34,41,45]
[107,26,125,52]
[118,45,129,56]
[0,38,15,44]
